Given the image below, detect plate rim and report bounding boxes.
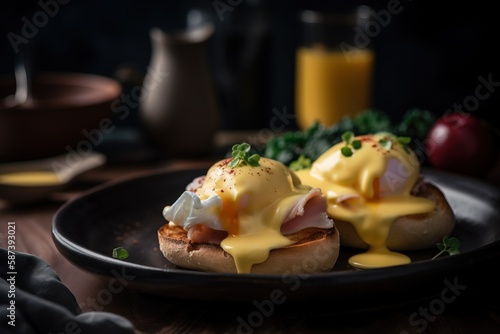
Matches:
[51,166,500,302]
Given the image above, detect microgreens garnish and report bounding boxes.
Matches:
[431,236,460,260]
[341,131,362,157]
[398,136,411,153]
[378,135,411,153]
[112,247,129,260]
[289,154,312,171]
[378,138,392,150]
[229,143,260,168]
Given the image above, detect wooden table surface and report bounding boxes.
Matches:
[2,134,500,334]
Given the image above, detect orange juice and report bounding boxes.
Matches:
[295,47,374,129]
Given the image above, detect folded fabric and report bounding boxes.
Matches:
[0,248,136,334]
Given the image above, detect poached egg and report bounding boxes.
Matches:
[295,132,436,269]
[163,156,333,273]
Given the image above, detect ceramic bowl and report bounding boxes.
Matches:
[0,72,122,163]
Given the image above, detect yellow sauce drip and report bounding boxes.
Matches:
[221,229,291,274]
[195,158,311,273]
[0,171,62,186]
[348,250,410,269]
[296,133,435,269]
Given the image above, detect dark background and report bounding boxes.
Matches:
[1,0,499,131]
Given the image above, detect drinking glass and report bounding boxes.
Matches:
[295,6,374,130]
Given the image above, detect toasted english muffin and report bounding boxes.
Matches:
[334,182,456,251]
[158,225,340,274]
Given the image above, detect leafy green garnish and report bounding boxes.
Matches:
[378,135,411,153]
[351,140,362,149]
[395,108,436,141]
[342,131,354,143]
[353,109,392,134]
[229,143,261,168]
[341,146,353,157]
[378,139,392,150]
[398,136,411,153]
[259,109,435,166]
[432,236,460,260]
[341,131,362,157]
[289,154,312,171]
[112,247,129,260]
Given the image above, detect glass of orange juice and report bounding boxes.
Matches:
[295,6,374,130]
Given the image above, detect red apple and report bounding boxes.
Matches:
[425,112,498,177]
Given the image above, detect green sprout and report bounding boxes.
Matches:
[432,236,460,260]
[229,143,261,168]
[378,138,393,150]
[112,247,129,260]
[378,135,411,153]
[341,131,362,157]
[289,154,312,171]
[397,136,411,153]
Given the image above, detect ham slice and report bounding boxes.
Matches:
[187,225,228,245]
[186,176,205,192]
[280,188,334,235]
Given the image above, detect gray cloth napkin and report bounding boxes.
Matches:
[0,248,136,334]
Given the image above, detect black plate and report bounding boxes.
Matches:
[52,167,500,312]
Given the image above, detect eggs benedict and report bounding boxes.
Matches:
[158,143,340,274]
[295,132,455,269]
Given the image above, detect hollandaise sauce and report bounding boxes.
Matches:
[296,132,436,269]
[205,159,307,273]
[332,195,435,269]
[165,157,313,274]
[0,171,62,186]
[221,230,291,273]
